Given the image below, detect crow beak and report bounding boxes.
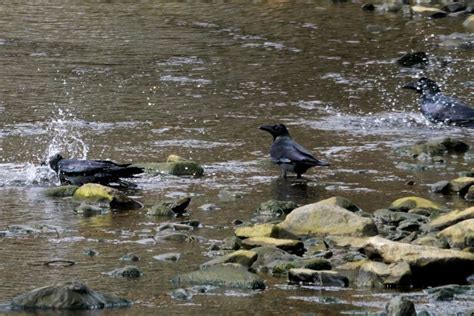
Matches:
[402,82,417,90]
[259,125,274,133]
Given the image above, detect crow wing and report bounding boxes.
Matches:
[58,159,131,176]
[271,137,328,166]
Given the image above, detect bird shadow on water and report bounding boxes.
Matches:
[270,177,325,204]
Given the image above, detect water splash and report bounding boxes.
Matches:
[44,107,89,160]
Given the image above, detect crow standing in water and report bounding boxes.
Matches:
[403,77,474,128]
[259,123,329,179]
[47,153,143,187]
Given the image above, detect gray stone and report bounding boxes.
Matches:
[153,252,181,262]
[288,269,349,287]
[385,296,416,316]
[172,263,265,290]
[147,197,191,216]
[10,280,131,310]
[170,288,193,301]
[106,266,142,278]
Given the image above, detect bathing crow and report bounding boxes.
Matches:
[47,153,143,186]
[259,123,329,179]
[403,77,474,128]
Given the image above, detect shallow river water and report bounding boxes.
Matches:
[0,1,473,315]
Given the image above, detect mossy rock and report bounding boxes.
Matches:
[318,196,362,213]
[10,280,131,310]
[134,155,203,177]
[437,219,474,249]
[43,185,79,197]
[408,138,469,157]
[389,196,445,213]
[172,263,265,290]
[73,183,142,210]
[427,207,474,232]
[241,237,304,255]
[147,197,191,216]
[449,177,474,195]
[255,200,298,218]
[201,250,258,268]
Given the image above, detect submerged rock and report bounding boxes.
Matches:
[153,252,181,262]
[120,253,140,262]
[288,269,348,287]
[134,155,204,177]
[407,138,469,158]
[10,280,131,310]
[147,197,191,216]
[170,288,193,301]
[106,266,142,278]
[172,263,265,290]
[438,33,474,50]
[277,200,377,237]
[43,185,79,197]
[396,52,428,68]
[74,203,109,216]
[385,295,416,316]
[73,183,142,210]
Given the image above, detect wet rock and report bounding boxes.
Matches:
[172,263,265,290]
[385,296,416,316]
[198,203,219,211]
[73,183,142,210]
[318,196,362,213]
[250,246,292,272]
[10,280,131,310]
[425,284,473,302]
[389,196,446,214]
[430,180,451,194]
[277,200,377,238]
[437,219,474,249]
[254,199,298,221]
[366,24,388,33]
[412,234,449,249]
[288,269,348,287]
[304,238,328,256]
[426,207,474,232]
[170,288,193,301]
[234,223,297,240]
[466,186,474,202]
[375,3,402,13]
[411,5,447,19]
[147,197,191,216]
[218,190,244,201]
[154,230,193,242]
[396,162,429,172]
[134,155,204,177]
[267,258,331,276]
[120,253,140,262]
[408,138,469,157]
[74,203,109,216]
[43,185,79,197]
[438,33,474,50]
[361,3,375,12]
[356,261,412,289]
[106,265,142,278]
[83,249,99,257]
[153,252,181,262]
[442,3,466,13]
[242,237,304,256]
[156,221,195,232]
[201,250,257,268]
[396,52,428,68]
[362,236,474,286]
[449,177,474,196]
[221,236,242,251]
[464,15,474,31]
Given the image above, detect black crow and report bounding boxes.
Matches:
[47,153,143,187]
[259,123,329,179]
[403,77,474,128]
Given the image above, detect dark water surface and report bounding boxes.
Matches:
[0,1,473,314]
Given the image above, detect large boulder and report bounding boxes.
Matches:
[389,196,446,214]
[425,207,474,232]
[437,219,474,249]
[171,263,265,290]
[356,261,412,289]
[73,183,142,210]
[10,280,131,310]
[362,236,474,286]
[277,200,377,237]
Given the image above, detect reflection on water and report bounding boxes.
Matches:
[0,1,473,314]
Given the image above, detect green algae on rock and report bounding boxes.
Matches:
[73,183,142,210]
